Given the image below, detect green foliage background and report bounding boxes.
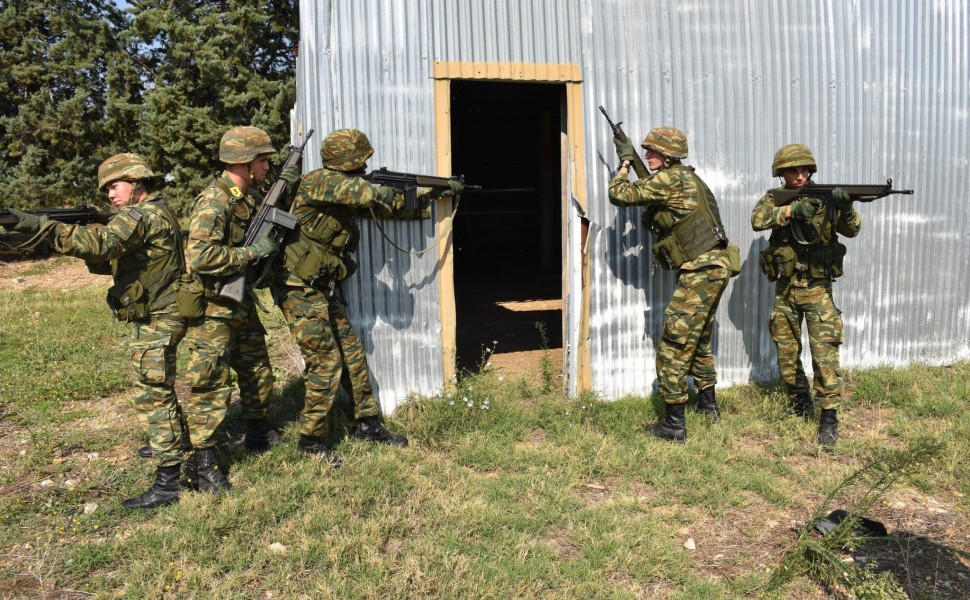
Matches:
[0,0,298,216]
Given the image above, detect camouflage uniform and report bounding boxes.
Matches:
[609,165,733,406]
[41,168,188,469]
[275,128,428,445]
[183,174,274,448]
[751,188,861,410]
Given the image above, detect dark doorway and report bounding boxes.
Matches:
[450,81,564,375]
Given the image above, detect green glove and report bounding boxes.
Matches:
[246,230,279,260]
[446,179,465,196]
[832,187,854,212]
[790,198,821,220]
[375,185,400,210]
[8,208,47,234]
[280,165,301,185]
[613,137,637,163]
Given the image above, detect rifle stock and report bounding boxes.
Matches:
[598,105,650,179]
[217,129,314,303]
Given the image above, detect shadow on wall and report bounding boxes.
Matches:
[725,237,778,382]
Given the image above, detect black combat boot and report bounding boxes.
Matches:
[243,417,272,452]
[296,435,342,468]
[122,465,181,509]
[694,386,720,420]
[351,415,409,447]
[194,448,232,493]
[648,403,687,442]
[817,409,839,448]
[785,392,814,418]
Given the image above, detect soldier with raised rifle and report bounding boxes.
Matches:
[274,128,462,465]
[751,144,861,448]
[181,126,299,491]
[4,154,191,509]
[608,125,741,442]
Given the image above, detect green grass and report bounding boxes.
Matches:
[0,265,968,598]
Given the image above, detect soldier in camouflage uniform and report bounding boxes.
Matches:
[182,126,296,491]
[751,144,861,447]
[274,128,458,465]
[609,127,740,442]
[6,154,190,509]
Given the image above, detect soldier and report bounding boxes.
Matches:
[609,127,740,442]
[182,126,297,491]
[5,154,190,509]
[274,128,459,465]
[751,144,860,447]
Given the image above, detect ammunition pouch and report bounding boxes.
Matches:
[651,208,727,270]
[759,242,846,281]
[726,242,742,277]
[107,280,149,322]
[85,260,113,276]
[284,235,346,291]
[173,272,206,319]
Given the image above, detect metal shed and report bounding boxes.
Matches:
[292,0,970,413]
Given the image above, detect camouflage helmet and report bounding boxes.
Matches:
[321,128,375,172]
[97,153,159,191]
[641,126,688,159]
[219,126,276,164]
[772,144,817,177]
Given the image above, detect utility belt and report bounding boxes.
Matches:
[105,263,180,322]
[758,242,847,282]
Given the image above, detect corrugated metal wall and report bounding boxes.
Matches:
[296,0,970,408]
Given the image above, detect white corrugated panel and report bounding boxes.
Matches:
[296,0,970,407]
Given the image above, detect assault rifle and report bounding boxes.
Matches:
[598,105,650,179]
[775,179,914,229]
[217,129,314,303]
[0,205,112,228]
[773,179,914,206]
[362,167,480,210]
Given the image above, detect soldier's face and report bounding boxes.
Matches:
[249,156,271,182]
[783,167,811,189]
[105,180,136,208]
[644,149,665,171]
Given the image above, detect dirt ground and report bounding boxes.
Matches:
[2,256,968,599]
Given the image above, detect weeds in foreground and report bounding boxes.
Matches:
[535,320,555,393]
[767,436,947,598]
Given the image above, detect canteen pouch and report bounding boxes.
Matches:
[726,243,742,278]
[759,245,797,282]
[174,272,206,319]
[107,280,149,322]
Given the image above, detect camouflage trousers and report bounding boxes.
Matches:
[183,301,274,448]
[128,306,188,468]
[656,266,730,405]
[769,279,844,410]
[278,285,380,438]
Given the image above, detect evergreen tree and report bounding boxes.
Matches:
[126,0,298,214]
[0,0,134,209]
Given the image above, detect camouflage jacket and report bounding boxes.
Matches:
[186,173,261,315]
[276,168,430,288]
[751,187,862,284]
[608,163,731,271]
[48,192,183,315]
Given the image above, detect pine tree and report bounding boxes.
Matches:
[0,0,134,208]
[125,0,298,214]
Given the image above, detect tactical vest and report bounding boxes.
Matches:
[647,166,729,270]
[283,200,360,288]
[105,198,184,321]
[758,190,847,281]
[194,176,253,297]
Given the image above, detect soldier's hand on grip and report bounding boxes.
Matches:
[832,187,854,212]
[246,229,279,260]
[446,179,465,196]
[8,208,46,233]
[790,198,821,220]
[613,137,637,163]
